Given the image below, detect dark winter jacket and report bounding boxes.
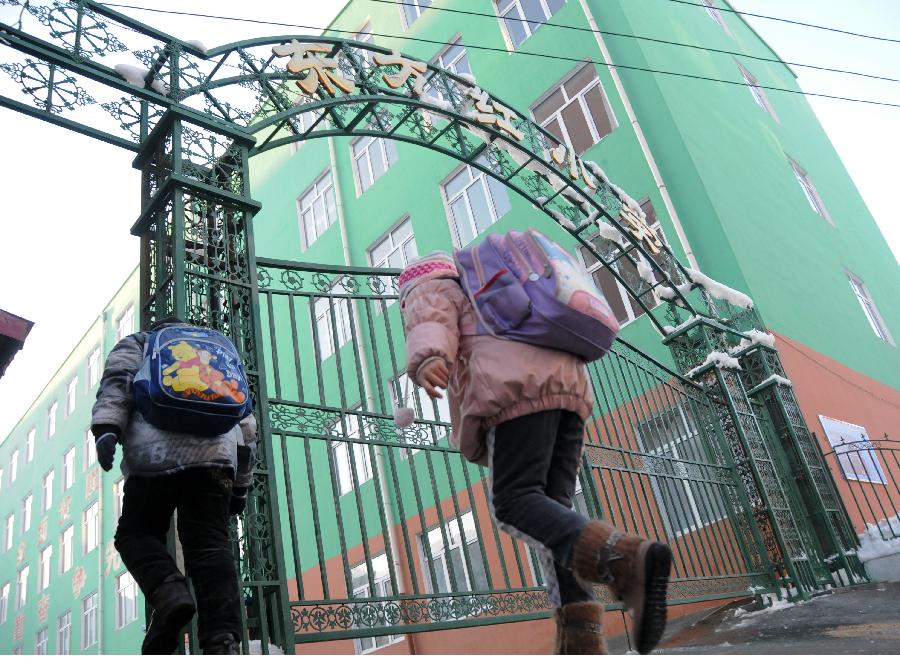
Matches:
[90,322,257,487]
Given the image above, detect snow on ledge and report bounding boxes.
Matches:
[114,64,150,87]
[687,350,742,377]
[686,268,753,309]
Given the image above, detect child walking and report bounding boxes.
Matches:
[398,250,672,655]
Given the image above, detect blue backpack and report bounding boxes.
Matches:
[133,325,253,436]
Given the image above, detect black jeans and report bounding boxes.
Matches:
[489,410,596,607]
[114,468,240,648]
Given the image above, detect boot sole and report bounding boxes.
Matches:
[142,601,196,655]
[634,542,672,655]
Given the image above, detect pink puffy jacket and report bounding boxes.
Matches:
[399,254,593,465]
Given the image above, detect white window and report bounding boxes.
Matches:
[496,0,566,48]
[88,346,102,387]
[57,610,71,655]
[4,514,13,551]
[16,566,28,609]
[116,304,135,341]
[114,478,126,520]
[400,0,431,28]
[701,0,733,36]
[846,273,894,345]
[10,449,19,483]
[0,582,9,624]
[63,447,76,490]
[330,411,373,495]
[737,62,777,120]
[84,429,97,470]
[60,526,74,573]
[81,591,98,649]
[636,405,728,537]
[42,470,54,513]
[35,627,48,655]
[787,157,831,223]
[26,428,36,463]
[22,494,33,532]
[389,372,451,454]
[442,159,511,247]
[418,511,489,594]
[427,39,473,101]
[47,402,58,439]
[351,135,398,194]
[532,62,616,155]
[83,502,100,554]
[369,218,418,271]
[351,553,403,653]
[289,97,323,154]
[66,377,78,416]
[579,199,667,326]
[39,544,52,591]
[298,172,338,249]
[116,572,139,628]
[313,291,352,361]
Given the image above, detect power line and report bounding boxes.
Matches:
[667,0,900,45]
[98,3,900,110]
[376,0,900,84]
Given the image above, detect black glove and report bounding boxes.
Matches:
[95,432,118,472]
[229,487,248,516]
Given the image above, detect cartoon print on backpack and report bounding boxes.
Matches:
[161,340,247,404]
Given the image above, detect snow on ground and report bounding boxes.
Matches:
[857,514,900,562]
[247,640,284,655]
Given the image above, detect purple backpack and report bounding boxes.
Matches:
[454,229,619,361]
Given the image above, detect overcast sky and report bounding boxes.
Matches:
[1,0,898,441]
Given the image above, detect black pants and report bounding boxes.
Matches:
[489,410,596,607]
[114,468,240,648]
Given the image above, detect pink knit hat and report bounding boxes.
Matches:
[398,251,458,300]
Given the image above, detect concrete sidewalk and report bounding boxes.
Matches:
[609,582,900,655]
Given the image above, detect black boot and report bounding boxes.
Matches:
[203,632,241,655]
[142,575,196,655]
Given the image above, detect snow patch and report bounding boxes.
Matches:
[687,351,742,378]
[657,281,692,302]
[583,160,609,185]
[686,269,753,309]
[458,72,477,85]
[857,515,900,563]
[114,64,150,87]
[663,314,703,338]
[763,374,792,387]
[247,640,284,655]
[636,256,655,284]
[150,78,170,96]
[185,39,208,53]
[595,220,624,245]
[549,209,575,231]
[420,91,455,112]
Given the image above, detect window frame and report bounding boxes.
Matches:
[417,510,489,595]
[736,61,778,121]
[0,582,9,624]
[16,565,29,609]
[84,428,97,470]
[701,0,733,36]
[10,449,19,483]
[115,571,139,629]
[83,501,100,554]
[368,217,418,271]
[297,170,338,249]
[312,288,353,361]
[39,544,52,591]
[115,304,135,342]
[81,591,99,650]
[114,478,126,520]
[35,626,48,655]
[398,0,431,29]
[4,514,13,551]
[66,376,78,416]
[22,493,33,533]
[63,447,76,490]
[787,157,832,224]
[88,346,102,388]
[60,525,74,574]
[41,469,55,513]
[426,37,473,102]
[846,272,894,345]
[350,134,399,195]
[46,402,57,439]
[350,553,404,654]
[57,610,72,655]
[329,409,374,496]
[495,0,566,50]
[441,159,512,248]
[26,428,36,463]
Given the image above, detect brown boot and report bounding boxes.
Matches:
[554,602,608,654]
[572,521,672,655]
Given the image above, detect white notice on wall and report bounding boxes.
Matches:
[818,415,886,485]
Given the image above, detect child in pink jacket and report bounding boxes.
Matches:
[399,251,672,655]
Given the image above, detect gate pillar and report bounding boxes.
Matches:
[132,108,293,652]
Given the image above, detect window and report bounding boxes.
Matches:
[442,158,511,247]
[579,199,667,326]
[42,470,54,513]
[297,171,338,248]
[39,545,52,591]
[88,346,102,387]
[10,449,19,483]
[389,372,451,453]
[116,304,135,341]
[369,218,418,271]
[496,0,566,49]
[289,96,324,154]
[22,494,33,532]
[81,591,98,649]
[418,511,489,594]
[60,526,74,573]
[351,135,398,194]
[4,514,13,551]
[116,572,139,628]
[787,157,831,223]
[351,553,403,653]
[400,0,430,28]
[330,411,373,495]
[47,402,57,438]
[26,428,36,463]
[84,429,97,470]
[636,405,727,537]
[63,447,75,490]
[113,478,126,520]
[83,502,100,554]
[35,626,48,655]
[0,582,9,624]
[313,290,353,360]
[532,62,616,155]
[57,611,71,655]
[427,39,473,101]
[17,566,28,609]
[66,377,78,416]
[846,272,894,344]
[736,62,776,119]
[701,0,732,36]
[819,416,888,484]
